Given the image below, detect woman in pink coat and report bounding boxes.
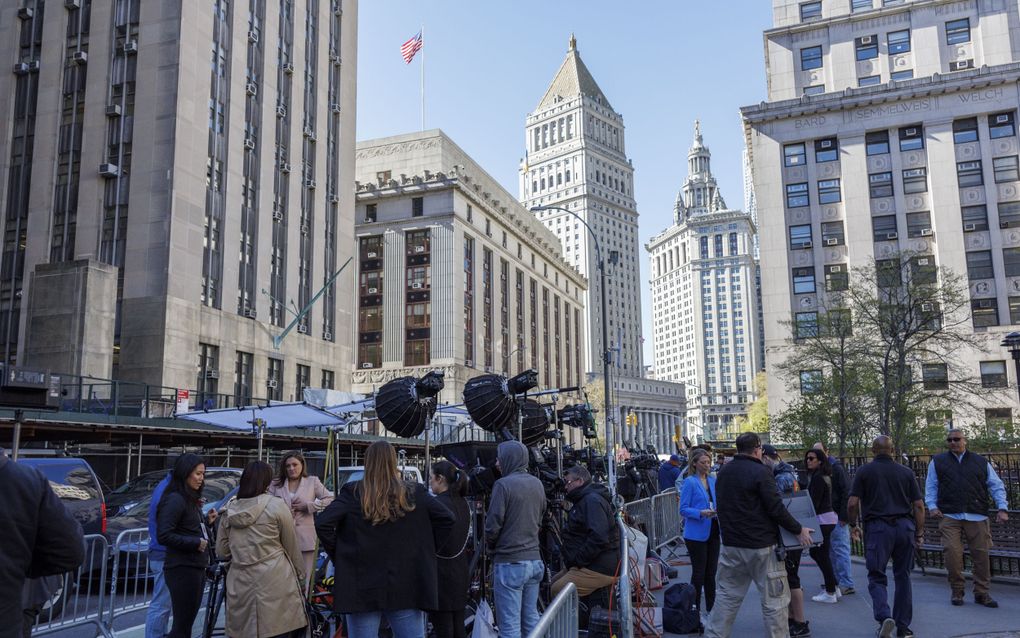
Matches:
[268,451,333,586]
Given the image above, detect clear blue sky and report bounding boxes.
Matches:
[356,1,774,366]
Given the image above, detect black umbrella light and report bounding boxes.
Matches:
[463,369,546,444]
[375,370,445,437]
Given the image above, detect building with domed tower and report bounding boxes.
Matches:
[647,123,763,443]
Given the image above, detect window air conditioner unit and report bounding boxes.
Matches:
[304,178,316,189]
[830,265,843,272]
[367,252,377,258]
[99,163,120,178]
[950,59,974,71]
[361,363,373,369]
[996,114,1011,124]
[964,223,977,231]
[826,237,839,246]
[329,53,340,64]
[412,283,422,289]
[276,105,287,118]
[363,216,374,223]
[978,299,994,308]
[205,370,219,379]
[282,62,294,74]
[106,104,122,117]
[300,224,309,234]
[244,307,257,318]
[331,103,341,114]
[330,193,340,204]
[886,232,898,239]
[272,209,284,222]
[367,287,378,294]
[801,241,812,249]
[905,128,917,136]
[267,379,278,388]
[323,331,332,340]
[860,35,873,45]
[248,30,259,43]
[71,51,88,64]
[297,324,309,334]
[465,359,473,367]
[303,126,313,138]
[244,137,256,150]
[65,0,81,8]
[332,2,341,16]
[917,258,930,266]
[1001,220,1011,229]
[246,82,258,96]
[920,228,933,236]
[17,7,34,20]
[123,41,138,54]
[414,246,425,253]
[12,62,29,75]
[820,139,833,148]
[28,60,39,72]
[921,302,934,312]
[280,162,291,173]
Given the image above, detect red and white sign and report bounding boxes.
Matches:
[177,389,190,414]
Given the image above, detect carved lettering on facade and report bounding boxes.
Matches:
[795,115,827,129]
[848,98,935,123]
[958,87,1004,104]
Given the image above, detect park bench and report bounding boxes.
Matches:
[916,510,1020,581]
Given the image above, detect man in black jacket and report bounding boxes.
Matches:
[551,465,620,597]
[0,448,84,638]
[706,433,813,638]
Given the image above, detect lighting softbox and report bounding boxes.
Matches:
[375,370,445,438]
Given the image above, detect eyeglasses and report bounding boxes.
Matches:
[946,437,963,442]
[565,477,581,486]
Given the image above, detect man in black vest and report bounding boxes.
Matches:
[924,429,1008,607]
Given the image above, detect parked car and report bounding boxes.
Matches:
[105,470,171,517]
[105,467,242,562]
[19,457,106,617]
[334,465,423,489]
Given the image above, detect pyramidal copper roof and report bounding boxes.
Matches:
[536,34,612,112]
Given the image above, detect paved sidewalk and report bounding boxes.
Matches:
[657,554,1020,637]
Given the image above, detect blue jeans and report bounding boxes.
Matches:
[345,609,425,638]
[829,522,854,589]
[145,557,171,638]
[493,560,544,638]
[864,518,915,632]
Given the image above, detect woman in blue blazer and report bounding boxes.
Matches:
[679,448,719,613]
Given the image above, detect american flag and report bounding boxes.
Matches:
[401,31,423,64]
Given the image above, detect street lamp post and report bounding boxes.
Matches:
[530,204,616,497]
[1001,331,1020,406]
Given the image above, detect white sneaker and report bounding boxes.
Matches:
[820,586,842,599]
[812,591,838,604]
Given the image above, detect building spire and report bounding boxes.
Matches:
[694,119,702,145]
[569,33,576,52]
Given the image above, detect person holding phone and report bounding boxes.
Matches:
[680,448,719,615]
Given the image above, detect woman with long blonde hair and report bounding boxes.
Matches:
[315,440,454,638]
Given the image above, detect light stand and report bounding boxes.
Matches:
[1002,331,1020,406]
[530,204,616,499]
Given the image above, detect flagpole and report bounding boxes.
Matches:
[420,24,425,131]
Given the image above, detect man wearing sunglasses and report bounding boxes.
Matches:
[925,429,1009,608]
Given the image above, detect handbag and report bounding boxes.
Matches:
[471,599,499,638]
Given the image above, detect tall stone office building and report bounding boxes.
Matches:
[648,124,763,443]
[352,130,590,447]
[520,36,685,450]
[0,1,358,405]
[742,0,1020,429]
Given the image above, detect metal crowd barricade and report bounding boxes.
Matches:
[107,527,157,630]
[526,582,578,638]
[650,488,682,552]
[622,497,656,546]
[31,534,115,638]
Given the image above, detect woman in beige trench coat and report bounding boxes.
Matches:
[268,450,333,582]
[216,461,307,638]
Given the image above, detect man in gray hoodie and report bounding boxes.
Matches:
[485,440,547,638]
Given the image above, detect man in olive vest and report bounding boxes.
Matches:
[925,429,1009,607]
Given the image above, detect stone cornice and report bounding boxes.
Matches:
[741,62,1020,124]
[764,0,967,39]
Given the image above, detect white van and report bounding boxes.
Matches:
[334,465,423,489]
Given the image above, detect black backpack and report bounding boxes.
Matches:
[662,582,702,634]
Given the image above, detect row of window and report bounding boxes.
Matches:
[799,19,970,72]
[799,0,906,22]
[196,343,335,408]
